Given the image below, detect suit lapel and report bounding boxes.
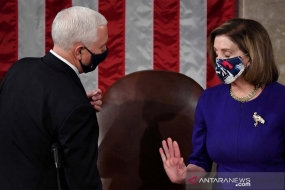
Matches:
[42,52,86,92]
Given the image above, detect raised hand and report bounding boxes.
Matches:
[159,137,187,184]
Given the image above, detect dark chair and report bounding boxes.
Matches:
[0,78,3,86]
[97,70,204,189]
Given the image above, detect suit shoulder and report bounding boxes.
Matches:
[15,57,41,64]
[196,84,229,105]
[203,83,228,95]
[264,82,285,99]
[268,82,285,91]
[9,57,42,70]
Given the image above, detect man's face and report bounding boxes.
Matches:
[89,25,108,55]
[78,25,108,73]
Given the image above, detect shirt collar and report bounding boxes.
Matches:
[50,50,79,75]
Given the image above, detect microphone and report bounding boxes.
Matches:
[51,143,62,190]
[51,143,61,169]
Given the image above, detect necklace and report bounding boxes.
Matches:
[230,85,260,103]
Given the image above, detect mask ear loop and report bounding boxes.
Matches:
[84,46,95,55]
[245,53,251,69]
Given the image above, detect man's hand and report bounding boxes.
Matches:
[86,89,102,112]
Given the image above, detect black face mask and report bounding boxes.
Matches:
[80,47,108,73]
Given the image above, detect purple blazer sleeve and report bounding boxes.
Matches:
[187,91,213,172]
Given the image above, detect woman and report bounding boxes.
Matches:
[159,18,285,189]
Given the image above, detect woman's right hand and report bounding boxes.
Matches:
[159,137,187,184]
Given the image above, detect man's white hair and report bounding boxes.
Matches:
[51,6,107,50]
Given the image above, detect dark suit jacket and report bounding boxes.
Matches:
[0,52,102,189]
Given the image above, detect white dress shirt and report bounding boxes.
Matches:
[50,50,79,76]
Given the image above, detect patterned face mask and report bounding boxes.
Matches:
[215,55,246,84]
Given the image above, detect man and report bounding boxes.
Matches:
[0,6,107,189]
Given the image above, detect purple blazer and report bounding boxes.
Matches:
[188,82,285,173]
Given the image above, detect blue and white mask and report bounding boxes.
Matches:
[215,56,245,84]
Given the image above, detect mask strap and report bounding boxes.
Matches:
[84,46,94,55]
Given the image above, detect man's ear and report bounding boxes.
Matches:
[74,45,84,60]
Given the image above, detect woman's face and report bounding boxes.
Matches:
[213,35,250,66]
